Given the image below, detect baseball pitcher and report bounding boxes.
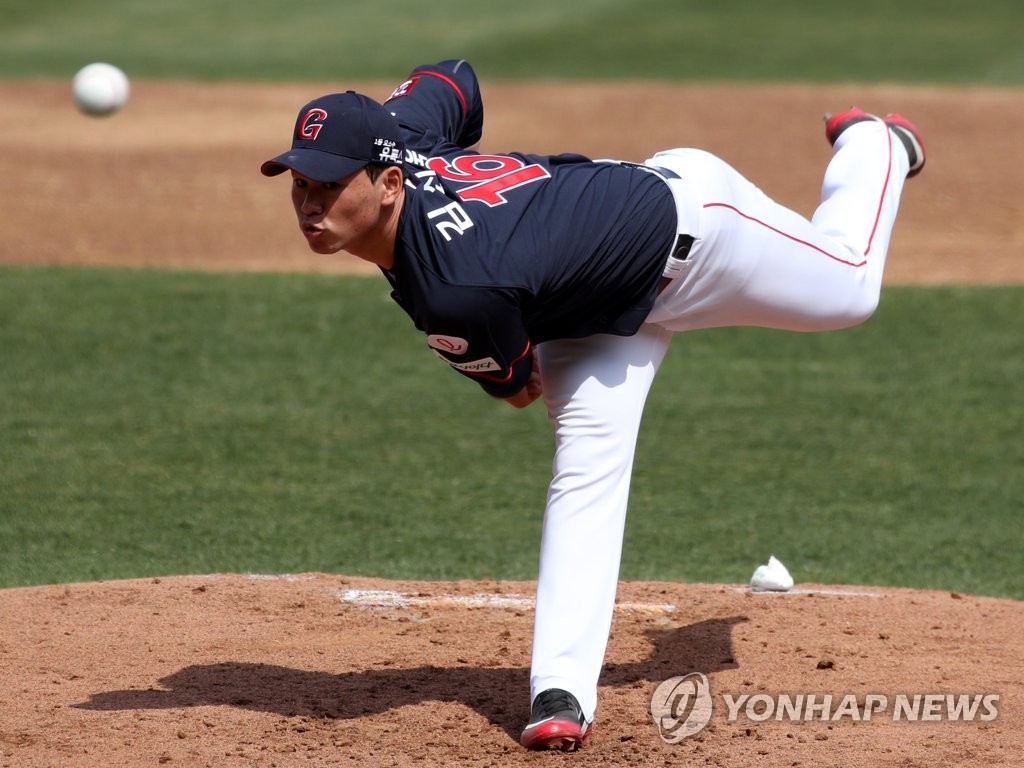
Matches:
[261,58,925,750]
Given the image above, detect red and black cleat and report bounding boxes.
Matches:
[520,688,593,751]
[824,106,926,178]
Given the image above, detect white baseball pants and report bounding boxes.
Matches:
[530,120,910,722]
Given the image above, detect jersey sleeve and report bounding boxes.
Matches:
[384,59,484,157]
[392,279,535,399]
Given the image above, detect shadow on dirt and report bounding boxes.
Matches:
[75,615,746,740]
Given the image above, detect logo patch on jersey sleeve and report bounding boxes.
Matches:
[427,334,469,355]
[388,76,419,101]
[433,352,501,374]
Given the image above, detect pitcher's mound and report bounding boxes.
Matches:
[1,573,1020,766]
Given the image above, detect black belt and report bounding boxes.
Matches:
[621,161,681,182]
[648,165,681,180]
[623,161,691,290]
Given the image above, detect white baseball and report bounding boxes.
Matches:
[72,62,130,117]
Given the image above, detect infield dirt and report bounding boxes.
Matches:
[2,80,1022,282]
[0,81,1021,767]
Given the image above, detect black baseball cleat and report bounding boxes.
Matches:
[824,106,926,178]
[520,688,593,751]
[883,113,926,177]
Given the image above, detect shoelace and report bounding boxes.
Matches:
[531,691,584,724]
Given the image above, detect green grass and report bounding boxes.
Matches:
[629,289,1024,596]
[3,0,1024,84]
[1,267,1021,597]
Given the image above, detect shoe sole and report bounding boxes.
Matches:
[884,115,926,177]
[520,721,593,751]
[825,107,926,178]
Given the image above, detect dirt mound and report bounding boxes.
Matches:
[0,574,1019,767]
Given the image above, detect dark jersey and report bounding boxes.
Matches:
[383,60,678,397]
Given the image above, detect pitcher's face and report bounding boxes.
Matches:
[290,169,383,255]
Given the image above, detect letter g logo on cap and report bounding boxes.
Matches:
[299,108,328,140]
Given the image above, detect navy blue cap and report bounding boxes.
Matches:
[260,91,404,182]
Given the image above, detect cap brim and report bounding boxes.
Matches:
[260,148,368,182]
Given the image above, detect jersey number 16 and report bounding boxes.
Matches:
[427,154,551,207]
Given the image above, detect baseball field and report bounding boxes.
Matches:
[2,2,1023,765]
